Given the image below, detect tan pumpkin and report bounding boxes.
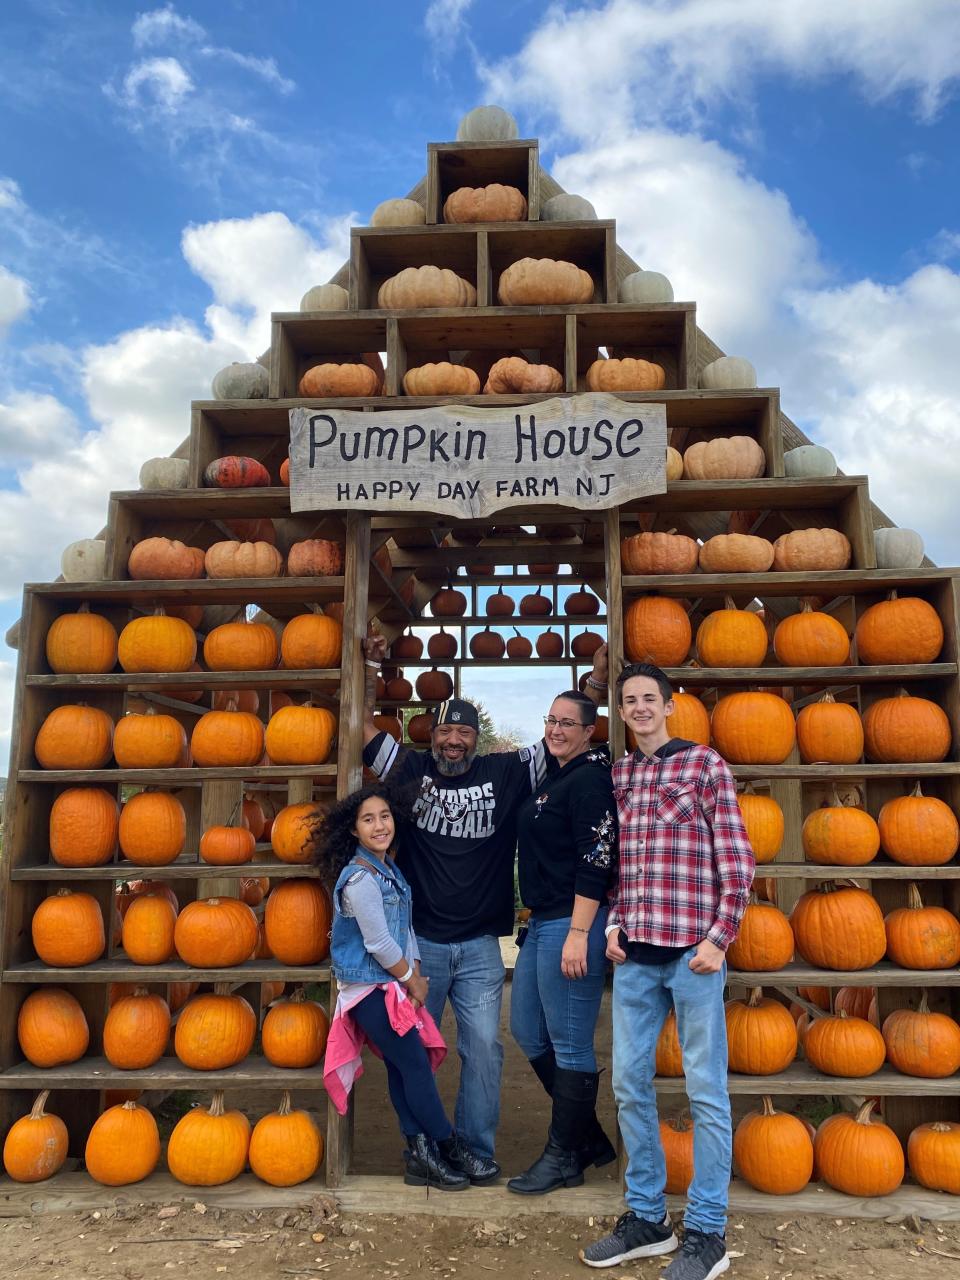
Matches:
[885,883,960,970]
[205,540,283,579]
[796,691,864,764]
[682,437,765,480]
[484,356,564,393]
[264,879,333,965]
[378,266,476,308]
[623,597,691,665]
[774,604,850,667]
[174,897,258,968]
[801,787,880,865]
[121,894,177,964]
[297,363,380,397]
[711,693,796,764]
[45,605,118,674]
[443,183,527,223]
[665,446,683,481]
[882,992,960,1077]
[733,1097,813,1195]
[113,709,187,769]
[118,611,196,673]
[660,1114,694,1194]
[497,257,593,305]
[191,703,265,767]
[863,690,951,763]
[204,619,279,671]
[696,597,768,668]
[2,1091,69,1183]
[736,787,784,864]
[85,1101,160,1186]
[49,786,119,867]
[175,983,257,1069]
[17,988,89,1067]
[287,539,345,576]
[103,988,171,1068]
[119,790,186,865]
[790,883,886,970]
[725,987,798,1074]
[699,533,774,574]
[403,362,481,396]
[814,1101,904,1196]
[772,528,852,572]
[128,537,205,580]
[32,889,105,966]
[248,1091,323,1186]
[281,613,343,669]
[271,802,326,864]
[727,900,795,971]
[35,703,113,770]
[620,529,698,575]
[265,702,336,765]
[262,988,330,1067]
[585,358,665,391]
[804,1011,886,1077]
[855,592,944,665]
[167,1091,251,1186]
[878,782,959,866]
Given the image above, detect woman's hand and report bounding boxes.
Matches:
[405,972,430,1006]
[561,931,589,980]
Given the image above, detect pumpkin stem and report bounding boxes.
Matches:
[907,882,924,911]
[918,990,931,1014]
[291,987,306,1004]
[30,1091,50,1120]
[132,986,149,998]
[747,987,763,1008]
[819,690,836,704]
[854,1099,878,1125]
[278,1091,293,1116]
[910,781,923,798]
[120,1100,139,1112]
[929,1122,953,1133]
[760,1096,776,1117]
[723,595,737,611]
[799,602,813,614]
[208,1091,225,1118]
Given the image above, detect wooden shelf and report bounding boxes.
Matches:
[26,577,346,605]
[655,1064,958,1096]
[727,961,960,986]
[730,764,960,780]
[18,765,337,784]
[2,959,330,984]
[26,670,341,690]
[668,663,957,685]
[754,861,960,879]
[622,567,960,596]
[0,1056,330,1090]
[11,858,320,882]
[415,614,605,626]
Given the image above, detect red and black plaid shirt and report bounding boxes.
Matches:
[609,741,754,951]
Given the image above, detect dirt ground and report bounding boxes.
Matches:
[1,987,958,1280]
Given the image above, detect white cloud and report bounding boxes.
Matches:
[0,266,31,334]
[0,392,79,461]
[0,178,25,213]
[119,56,194,112]
[132,5,204,48]
[425,0,475,48]
[199,47,295,95]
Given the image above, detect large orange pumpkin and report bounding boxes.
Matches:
[174,897,258,968]
[882,993,960,1077]
[191,704,264,767]
[262,988,331,1067]
[45,606,118,674]
[660,1114,694,1194]
[878,782,959,866]
[884,883,960,969]
[696,597,768,668]
[85,1101,161,1186]
[121,893,177,964]
[711,692,796,764]
[814,1101,904,1196]
[772,528,852,572]
[167,1090,251,1186]
[200,824,256,865]
[287,539,345,576]
[623,597,691,665]
[907,1121,960,1194]
[271,802,326,864]
[265,703,337,765]
[103,988,171,1069]
[790,884,886,970]
[801,788,879,865]
[725,988,798,1074]
[249,1091,323,1186]
[118,790,186,865]
[128,537,205,580]
[727,901,795,971]
[113,709,187,769]
[35,703,113,769]
[863,691,951,763]
[736,788,784,864]
[175,984,257,1069]
[49,786,119,867]
[17,988,89,1067]
[796,692,863,764]
[204,620,279,671]
[733,1096,813,1195]
[803,1011,886,1077]
[773,604,850,667]
[620,530,698,575]
[2,1091,69,1183]
[264,879,332,965]
[117,611,196,673]
[855,592,944,665]
[32,889,105,966]
[280,614,343,669]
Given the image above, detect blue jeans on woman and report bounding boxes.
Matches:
[612,947,730,1235]
[510,910,608,1070]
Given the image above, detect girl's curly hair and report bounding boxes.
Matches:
[313,780,413,886]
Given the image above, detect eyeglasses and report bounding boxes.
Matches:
[543,716,586,730]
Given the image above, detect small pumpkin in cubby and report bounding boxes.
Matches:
[727,899,795,971]
[564,585,599,616]
[736,787,784,864]
[191,701,265,767]
[265,702,337,765]
[801,787,880,865]
[699,533,774,574]
[205,540,283,579]
[203,455,271,488]
[664,692,710,746]
[174,897,258,969]
[444,183,527,223]
[241,875,271,907]
[485,586,515,617]
[385,676,413,700]
[796,691,864,764]
[403,361,482,396]
[119,790,186,865]
[2,1091,68,1183]
[497,257,593,305]
[265,879,333,965]
[772,528,852,572]
[271,802,326,865]
[392,629,424,660]
[506,629,533,658]
[35,703,113,770]
[883,992,960,1077]
[32,889,105,967]
[585,357,665,391]
[863,690,951,763]
[661,1113,694,1194]
[711,692,796,764]
[470,627,506,659]
[373,713,402,743]
[175,984,257,1069]
[536,628,564,659]
[200,824,256,865]
[885,883,960,970]
[45,604,118,674]
[407,712,433,743]
[416,667,454,701]
[624,596,691,666]
[249,1091,323,1186]
[204,619,279,671]
[122,893,177,965]
[790,883,886,970]
[620,529,698,575]
[834,986,878,1023]
[484,356,564,394]
[733,1097,813,1195]
[804,1010,886,1077]
[113,709,187,769]
[103,988,171,1068]
[683,436,764,480]
[908,1122,960,1194]
[167,1091,251,1187]
[571,629,604,658]
[700,356,757,390]
[17,988,89,1067]
[855,591,943,665]
[875,526,925,568]
[84,1100,161,1186]
[298,362,380,397]
[815,1101,904,1197]
[128,536,205,580]
[725,987,798,1074]
[520,586,552,616]
[696,597,768,668]
[287,539,345,576]
[774,603,850,667]
[431,585,467,617]
[49,786,119,867]
[878,782,959,866]
[280,613,343,670]
[428,627,458,659]
[118,610,197,673]
[379,265,476,309]
[262,988,331,1068]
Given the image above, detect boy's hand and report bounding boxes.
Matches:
[688,939,725,974]
[605,929,627,965]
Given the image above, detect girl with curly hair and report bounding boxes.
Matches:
[319,782,498,1191]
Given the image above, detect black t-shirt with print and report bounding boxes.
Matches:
[363,732,550,943]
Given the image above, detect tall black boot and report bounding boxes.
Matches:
[507,1068,598,1195]
[528,1054,615,1172]
[403,1133,470,1191]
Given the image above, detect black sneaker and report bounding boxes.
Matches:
[579,1211,678,1268]
[663,1230,729,1280]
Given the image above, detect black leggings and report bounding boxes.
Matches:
[350,988,452,1140]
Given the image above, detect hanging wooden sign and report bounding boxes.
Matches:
[288,394,667,518]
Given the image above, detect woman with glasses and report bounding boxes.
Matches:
[507,690,617,1196]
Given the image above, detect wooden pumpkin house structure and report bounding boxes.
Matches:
[2,108,960,1215]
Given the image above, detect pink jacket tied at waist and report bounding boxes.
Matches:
[323,982,447,1114]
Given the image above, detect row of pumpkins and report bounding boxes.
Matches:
[662,1100,960,1198]
[3,1088,323,1188]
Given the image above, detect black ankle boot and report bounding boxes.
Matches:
[403,1133,469,1191]
[527,1055,615,1172]
[508,1068,601,1195]
[437,1132,501,1185]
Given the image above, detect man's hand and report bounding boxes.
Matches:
[605,928,627,966]
[363,634,388,664]
[591,642,609,685]
[688,939,725,974]
[561,931,588,980]
[405,973,429,1006]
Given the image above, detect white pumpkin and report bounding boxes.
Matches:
[619,270,674,304]
[783,444,837,478]
[874,527,925,569]
[211,362,270,400]
[61,539,106,582]
[371,198,425,227]
[700,356,757,390]
[541,193,597,221]
[456,105,519,142]
[300,283,349,312]
[139,457,190,490]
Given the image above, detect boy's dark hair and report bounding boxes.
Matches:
[313,781,412,886]
[552,689,599,727]
[616,662,674,705]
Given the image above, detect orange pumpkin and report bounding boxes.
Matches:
[17,988,89,1067]
[191,704,264,767]
[736,788,784,864]
[128,537,204,580]
[801,788,879,865]
[882,992,960,1077]
[660,1114,694,1194]
[907,1122,960,1194]
[205,540,283,579]
[803,1011,886,1077]
[773,528,852,572]
[863,691,951,763]
[280,614,343,669]
[287,539,345,576]
[814,1101,904,1196]
[49,786,119,867]
[655,1010,683,1076]
[698,533,774,574]
[113,709,187,769]
[248,1091,323,1186]
[203,456,271,487]
[174,898,258,968]
[696,597,768,668]
[118,611,196,673]
[774,604,850,667]
[262,988,331,1068]
[624,597,691,665]
[834,985,878,1023]
[796,692,863,764]
[119,790,186,865]
[733,1097,813,1194]
[270,802,326,864]
[725,987,798,1074]
[884,883,960,969]
[298,362,380,397]
[264,879,332,965]
[200,824,256,865]
[727,900,795,971]
[586,357,665,391]
[122,893,177,964]
[620,530,698,575]
[103,988,171,1069]
[35,703,113,770]
[878,782,959,866]
[790,884,886,970]
[85,1101,161,1186]
[855,592,944,665]
[403,361,482,395]
[175,984,257,1069]
[2,1091,68,1183]
[431,586,467,616]
[265,703,336,765]
[45,606,118,674]
[664,691,710,746]
[167,1091,251,1187]
[32,889,105,966]
[711,693,796,764]
[416,667,454,701]
[683,436,764,481]
[204,620,278,671]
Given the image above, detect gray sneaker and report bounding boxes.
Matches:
[663,1229,729,1280]
[579,1211,678,1268]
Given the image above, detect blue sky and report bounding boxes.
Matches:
[2,0,960,745]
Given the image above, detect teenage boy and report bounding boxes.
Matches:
[580,662,754,1280]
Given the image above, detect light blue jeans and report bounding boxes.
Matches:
[418,934,505,1159]
[612,949,731,1235]
[510,910,609,1070]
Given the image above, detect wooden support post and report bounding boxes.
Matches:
[385,318,404,397]
[188,408,220,487]
[476,231,490,308]
[564,315,578,394]
[604,509,625,761]
[269,319,299,398]
[103,496,140,581]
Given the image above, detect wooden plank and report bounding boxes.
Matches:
[102,495,140,580]
[0,1056,333,1089]
[680,304,698,390]
[28,669,341,690]
[187,405,219,487]
[3,959,331,983]
[19,765,337,784]
[622,567,959,596]
[384,317,403,396]
[425,147,440,223]
[527,143,540,221]
[603,508,625,759]
[726,961,960,986]
[840,483,878,570]
[655,1064,960,1096]
[475,229,490,308]
[26,578,347,605]
[11,858,321,881]
[745,861,960,879]
[563,313,577,394]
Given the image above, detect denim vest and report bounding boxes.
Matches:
[331,848,414,985]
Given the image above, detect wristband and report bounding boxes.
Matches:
[364,659,381,670]
[569,926,589,934]
[585,675,608,690]
[398,964,413,982]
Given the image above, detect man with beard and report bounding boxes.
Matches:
[360,632,609,1171]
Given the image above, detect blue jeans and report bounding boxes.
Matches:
[612,949,731,1235]
[418,934,505,1158]
[510,910,608,1070]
